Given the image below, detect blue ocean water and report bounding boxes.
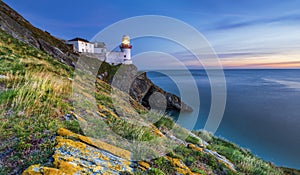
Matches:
[146,69,300,169]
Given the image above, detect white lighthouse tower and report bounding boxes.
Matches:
[120,35,132,64]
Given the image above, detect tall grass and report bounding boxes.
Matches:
[0,29,76,174]
[8,72,71,117]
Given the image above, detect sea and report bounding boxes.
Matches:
[146,69,300,169]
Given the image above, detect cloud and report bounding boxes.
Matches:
[225,61,300,69]
[217,52,274,59]
[211,14,300,31]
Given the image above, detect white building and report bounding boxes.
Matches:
[67,38,94,53]
[67,35,132,65]
[93,42,106,54]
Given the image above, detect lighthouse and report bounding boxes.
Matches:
[120,35,132,64]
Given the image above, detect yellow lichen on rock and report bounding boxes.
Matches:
[42,167,65,175]
[165,156,202,175]
[55,161,82,175]
[150,124,165,137]
[55,136,87,150]
[187,144,203,152]
[57,128,78,138]
[138,161,151,170]
[23,128,133,174]
[22,165,64,175]
[57,128,131,160]
[97,104,119,119]
[69,111,87,123]
[78,135,131,160]
[22,165,43,175]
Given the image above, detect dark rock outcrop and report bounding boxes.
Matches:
[131,72,193,112]
[0,1,78,67]
[102,64,193,112]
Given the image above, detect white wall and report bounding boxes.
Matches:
[106,52,124,65]
[94,47,106,54]
[121,48,131,61]
[67,41,94,53]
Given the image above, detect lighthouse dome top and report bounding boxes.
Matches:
[122,35,130,45]
[120,35,132,49]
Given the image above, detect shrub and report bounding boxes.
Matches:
[197,130,213,143]
[154,116,175,130]
[147,168,165,175]
[152,157,176,174]
[190,167,206,175]
[185,135,200,145]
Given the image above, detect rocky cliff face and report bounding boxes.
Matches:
[131,72,193,112]
[0,1,78,67]
[98,63,193,112]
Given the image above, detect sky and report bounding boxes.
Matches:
[3,0,300,69]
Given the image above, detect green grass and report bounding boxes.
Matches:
[0,29,77,174]
[196,130,284,175]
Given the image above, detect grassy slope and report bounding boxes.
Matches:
[0,29,79,174]
[0,29,296,175]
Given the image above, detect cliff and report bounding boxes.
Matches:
[0,1,299,175]
[97,64,192,112]
[0,1,78,67]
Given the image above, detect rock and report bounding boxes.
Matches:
[22,165,64,175]
[131,72,193,112]
[23,128,133,174]
[106,64,193,113]
[0,75,7,79]
[138,161,151,171]
[57,128,131,160]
